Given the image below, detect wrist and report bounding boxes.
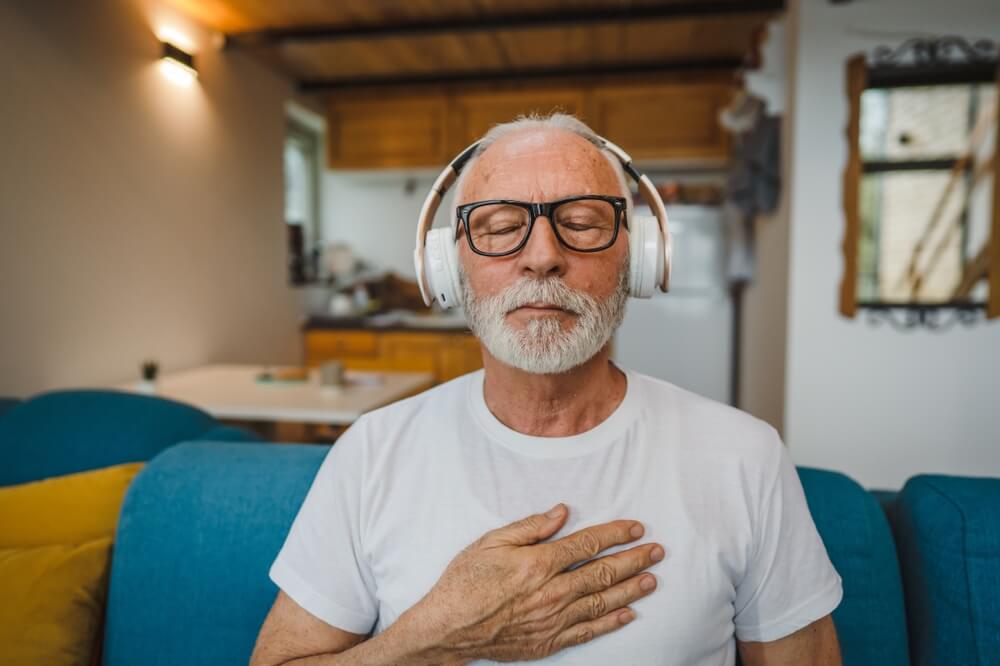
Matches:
[385,603,468,666]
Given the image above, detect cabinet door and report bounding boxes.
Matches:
[439,334,483,381]
[590,83,731,161]
[379,332,444,376]
[450,89,587,153]
[327,97,450,168]
[305,331,378,366]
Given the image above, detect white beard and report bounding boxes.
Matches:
[459,258,630,375]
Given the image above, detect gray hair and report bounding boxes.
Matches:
[451,112,634,225]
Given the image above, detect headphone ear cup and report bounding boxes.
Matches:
[628,215,664,298]
[423,228,463,309]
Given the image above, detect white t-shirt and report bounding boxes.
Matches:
[270,368,842,665]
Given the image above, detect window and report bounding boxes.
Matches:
[285,117,321,285]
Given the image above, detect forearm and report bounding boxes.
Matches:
[277,608,465,666]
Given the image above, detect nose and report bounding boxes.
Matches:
[516,216,567,279]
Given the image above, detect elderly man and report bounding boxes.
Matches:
[252,114,842,665]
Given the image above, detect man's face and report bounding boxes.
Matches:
[457,129,631,374]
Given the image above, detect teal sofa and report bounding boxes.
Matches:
[3,391,996,665]
[98,441,1000,666]
[0,389,260,486]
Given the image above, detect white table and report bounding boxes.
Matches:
[116,364,434,426]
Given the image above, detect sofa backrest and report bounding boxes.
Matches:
[798,468,910,665]
[0,389,258,486]
[893,474,1000,666]
[104,442,914,665]
[0,397,21,418]
[103,441,325,665]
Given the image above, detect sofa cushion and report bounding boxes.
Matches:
[0,389,260,486]
[0,538,112,666]
[798,468,909,666]
[0,397,20,418]
[0,463,141,665]
[895,475,1000,666]
[103,441,326,666]
[0,462,143,547]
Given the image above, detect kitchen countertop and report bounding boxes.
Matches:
[303,311,471,333]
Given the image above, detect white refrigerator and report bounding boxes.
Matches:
[613,204,732,404]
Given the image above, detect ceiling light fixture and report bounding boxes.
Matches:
[159,41,197,86]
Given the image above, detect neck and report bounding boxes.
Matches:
[480,346,627,437]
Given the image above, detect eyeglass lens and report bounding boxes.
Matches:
[468,199,618,254]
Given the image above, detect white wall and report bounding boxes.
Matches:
[321,170,446,279]
[784,0,1000,488]
[0,0,304,396]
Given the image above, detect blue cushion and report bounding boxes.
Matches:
[895,475,1000,666]
[0,397,21,418]
[200,424,263,442]
[0,389,262,486]
[798,468,910,666]
[103,441,327,666]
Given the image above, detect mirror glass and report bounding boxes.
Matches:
[842,38,999,320]
[858,83,996,303]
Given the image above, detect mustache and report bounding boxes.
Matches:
[493,277,596,316]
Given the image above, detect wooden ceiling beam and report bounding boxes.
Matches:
[298,57,743,92]
[224,1,784,48]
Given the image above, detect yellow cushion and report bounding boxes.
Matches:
[0,462,143,548]
[0,538,112,666]
[0,463,144,665]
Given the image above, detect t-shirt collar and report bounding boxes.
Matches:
[466,365,641,458]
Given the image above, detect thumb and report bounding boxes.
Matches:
[481,503,568,548]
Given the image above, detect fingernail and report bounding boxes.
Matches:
[629,522,644,538]
[640,575,656,592]
[650,545,664,562]
[545,504,564,519]
[619,609,634,624]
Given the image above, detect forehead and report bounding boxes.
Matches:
[461,128,620,202]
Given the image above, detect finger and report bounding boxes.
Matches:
[551,606,637,652]
[478,503,569,548]
[542,520,645,572]
[560,573,657,627]
[556,543,663,600]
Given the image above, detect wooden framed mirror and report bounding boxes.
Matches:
[841,37,1000,326]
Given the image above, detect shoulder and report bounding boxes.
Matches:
[629,370,783,469]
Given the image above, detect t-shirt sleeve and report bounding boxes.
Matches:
[732,430,843,643]
[269,420,378,635]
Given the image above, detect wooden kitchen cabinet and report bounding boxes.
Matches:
[589,83,731,161]
[327,96,451,168]
[304,329,483,384]
[326,81,732,169]
[449,89,587,153]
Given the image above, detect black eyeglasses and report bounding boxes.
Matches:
[456,195,628,257]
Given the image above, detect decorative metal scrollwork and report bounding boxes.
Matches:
[862,304,986,331]
[872,37,998,68]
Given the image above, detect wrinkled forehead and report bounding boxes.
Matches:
[461,128,622,202]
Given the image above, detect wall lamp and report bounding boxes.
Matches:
[159,41,197,86]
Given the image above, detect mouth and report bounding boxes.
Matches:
[510,303,572,315]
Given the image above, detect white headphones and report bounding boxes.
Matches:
[413,137,673,309]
